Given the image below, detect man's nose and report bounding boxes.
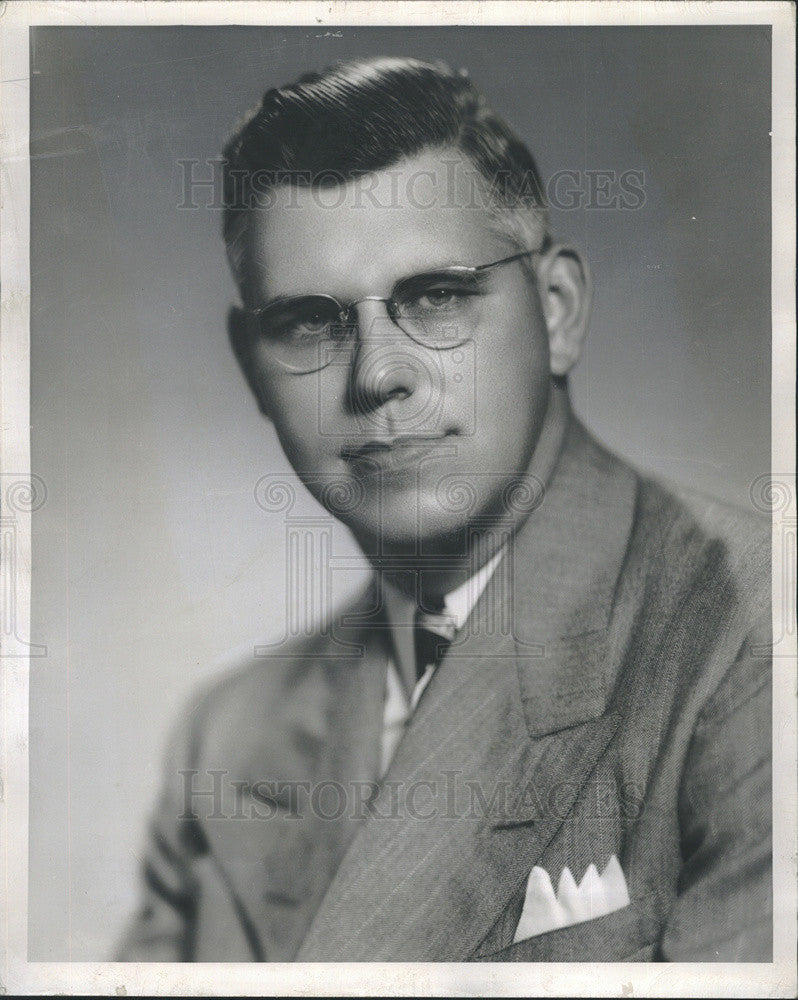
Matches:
[347,299,424,414]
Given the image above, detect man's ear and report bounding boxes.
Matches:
[227,306,271,419]
[536,245,592,377]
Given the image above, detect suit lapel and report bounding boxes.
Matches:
[296,414,639,961]
[509,416,638,737]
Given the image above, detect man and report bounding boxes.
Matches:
[118,57,771,962]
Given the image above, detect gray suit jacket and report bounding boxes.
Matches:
[118,415,771,962]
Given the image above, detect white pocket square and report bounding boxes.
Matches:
[513,855,631,942]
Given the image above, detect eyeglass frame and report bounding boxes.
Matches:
[241,248,542,374]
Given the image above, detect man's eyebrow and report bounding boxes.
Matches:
[249,259,492,310]
[247,291,309,313]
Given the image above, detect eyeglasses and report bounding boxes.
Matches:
[242,250,536,374]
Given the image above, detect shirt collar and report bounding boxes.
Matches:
[436,547,505,630]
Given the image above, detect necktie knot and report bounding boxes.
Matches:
[413,604,457,682]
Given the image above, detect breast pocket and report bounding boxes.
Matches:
[476,893,661,963]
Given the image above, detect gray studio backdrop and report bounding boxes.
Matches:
[29,26,771,959]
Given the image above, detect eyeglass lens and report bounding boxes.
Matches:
[254,268,487,373]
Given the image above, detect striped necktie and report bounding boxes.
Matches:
[413,601,457,682]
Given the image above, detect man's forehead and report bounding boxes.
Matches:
[245,149,512,299]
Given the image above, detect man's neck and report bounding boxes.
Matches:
[364,382,572,603]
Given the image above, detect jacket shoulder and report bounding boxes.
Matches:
[616,469,771,720]
[632,473,770,606]
[165,585,375,767]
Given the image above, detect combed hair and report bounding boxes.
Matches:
[222,56,550,292]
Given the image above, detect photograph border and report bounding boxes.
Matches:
[1,1,795,995]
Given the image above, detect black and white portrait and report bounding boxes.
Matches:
[3,3,795,995]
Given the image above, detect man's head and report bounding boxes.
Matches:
[223,57,590,559]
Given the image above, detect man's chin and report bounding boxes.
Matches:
[343,502,490,562]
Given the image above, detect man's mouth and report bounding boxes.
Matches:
[340,432,456,471]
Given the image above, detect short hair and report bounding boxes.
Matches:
[222,56,551,297]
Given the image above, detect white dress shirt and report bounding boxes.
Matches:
[378,549,505,776]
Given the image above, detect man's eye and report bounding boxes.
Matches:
[421,288,456,307]
[413,285,472,311]
[296,311,330,333]
[268,304,338,341]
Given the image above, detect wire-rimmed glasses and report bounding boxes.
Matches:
[241,250,536,374]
